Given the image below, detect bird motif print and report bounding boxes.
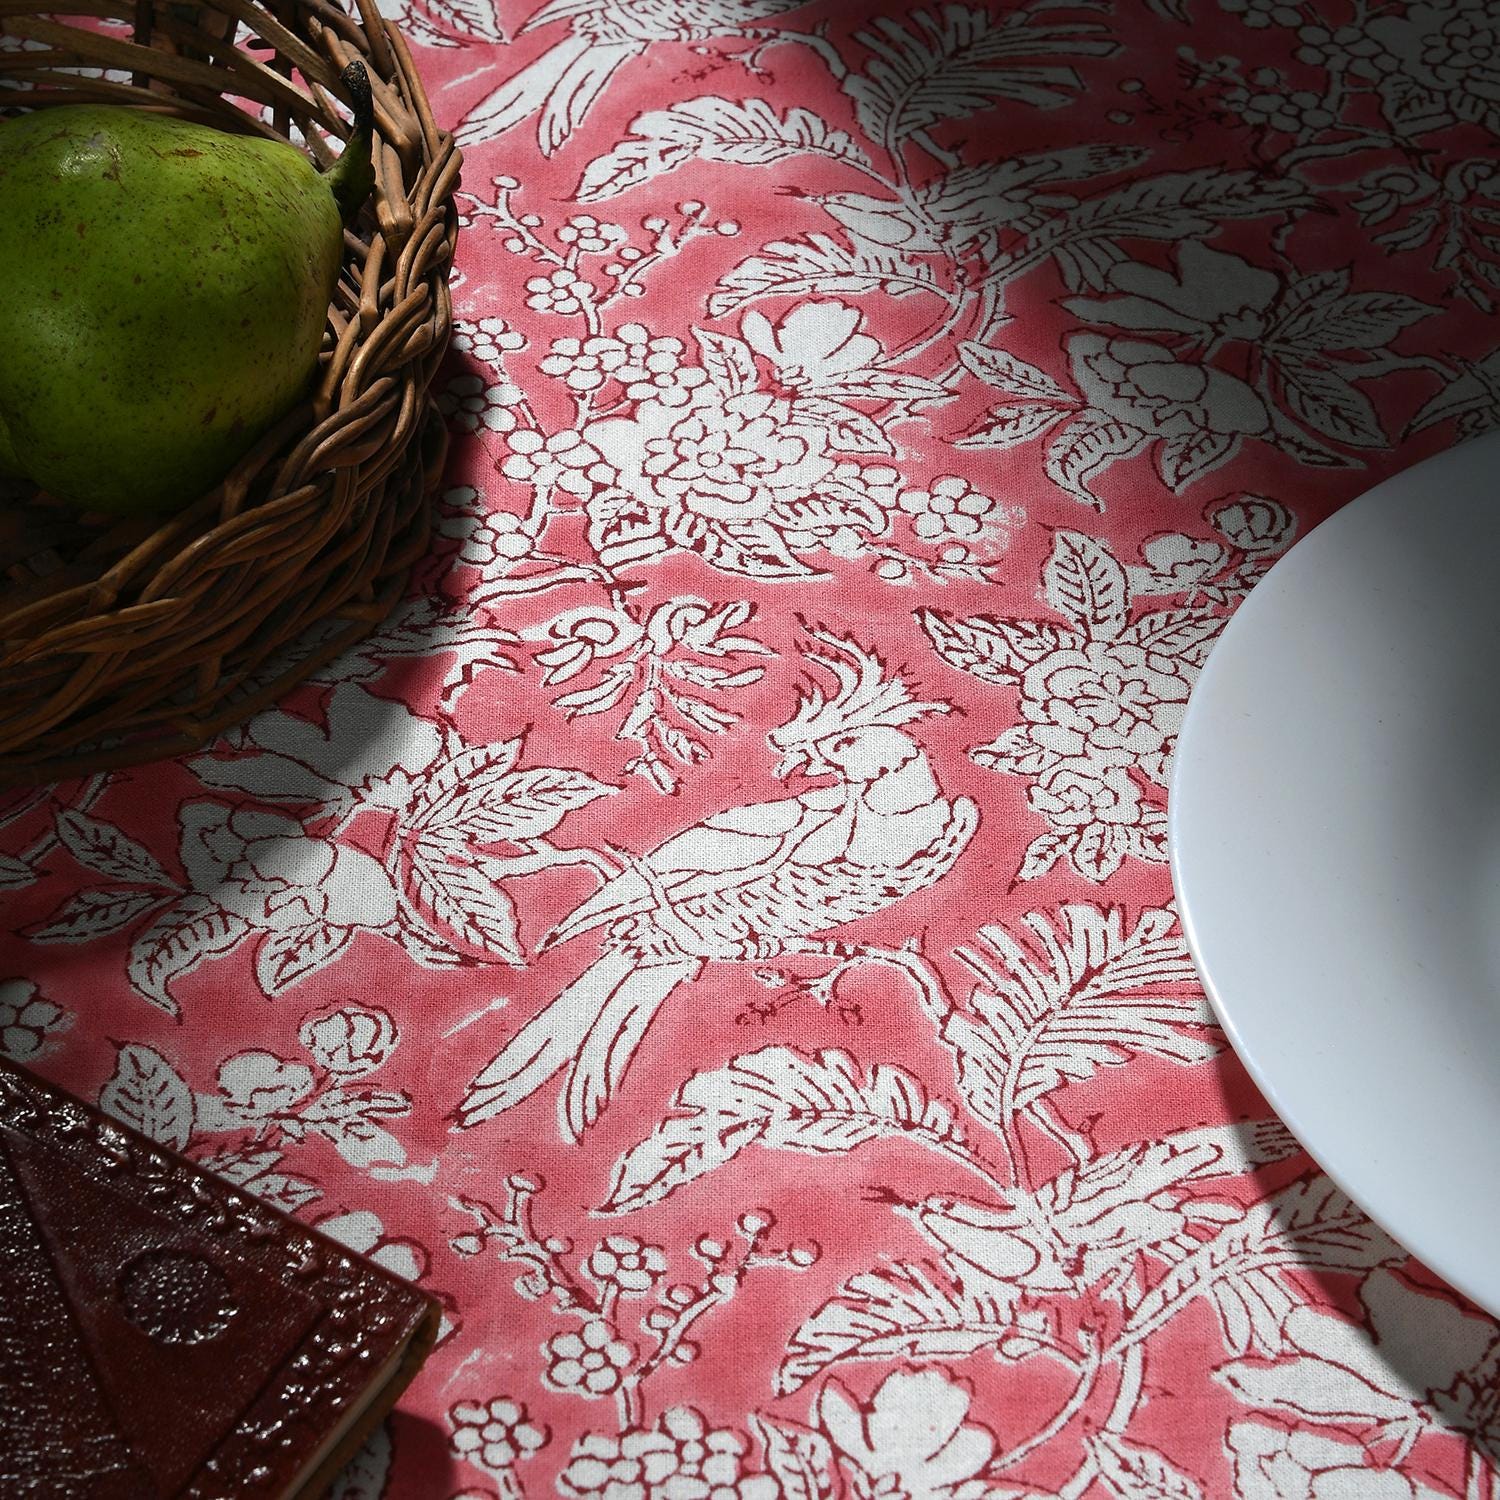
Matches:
[455,0,813,154]
[788,146,1145,255]
[871,1127,1279,1300]
[457,628,979,1140]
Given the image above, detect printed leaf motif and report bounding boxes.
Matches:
[255,923,354,997]
[1214,1358,1418,1436]
[0,852,37,889]
[793,398,897,455]
[1033,170,1313,288]
[1122,1176,1399,1358]
[943,906,1213,1129]
[1271,356,1386,448]
[681,516,820,580]
[554,664,636,718]
[189,750,341,806]
[1123,611,1224,667]
[919,610,1078,684]
[1274,287,1436,352]
[26,887,166,943]
[318,597,519,706]
[577,98,869,201]
[1379,74,1452,134]
[923,144,1146,228]
[1043,530,1130,637]
[198,1148,322,1213]
[775,489,886,538]
[1045,416,1150,508]
[1267,408,1360,469]
[405,841,523,963]
[811,369,952,404]
[1090,1433,1204,1500]
[127,897,250,1016]
[778,1259,1015,1393]
[410,737,521,818]
[1157,430,1238,490]
[959,342,1072,401]
[424,0,503,41]
[99,1043,193,1149]
[1013,829,1070,881]
[1129,817,1171,865]
[1073,821,1129,883]
[693,329,760,395]
[845,5,1112,145]
[1408,352,1500,435]
[959,403,1069,450]
[56,810,171,887]
[603,1047,964,1214]
[747,1415,835,1500]
[412,742,615,844]
[311,1108,409,1171]
[710,235,939,317]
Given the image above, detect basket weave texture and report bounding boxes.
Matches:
[0,0,460,787]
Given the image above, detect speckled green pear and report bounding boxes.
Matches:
[0,63,374,515]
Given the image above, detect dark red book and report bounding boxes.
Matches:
[0,1055,440,1498]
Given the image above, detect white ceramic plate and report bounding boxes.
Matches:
[1170,430,1500,1315]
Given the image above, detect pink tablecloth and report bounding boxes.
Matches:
[6,0,1500,1495]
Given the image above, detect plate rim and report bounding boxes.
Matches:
[1167,433,1500,1318]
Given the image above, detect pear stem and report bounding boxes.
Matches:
[327,59,375,227]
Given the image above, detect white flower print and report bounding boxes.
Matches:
[1359,0,1500,130]
[501,429,602,498]
[1070,240,1280,342]
[526,604,646,685]
[587,387,835,527]
[924,512,1292,881]
[610,327,709,407]
[557,213,627,255]
[740,300,882,389]
[0,978,69,1061]
[449,1396,548,1479]
[183,806,399,933]
[215,1050,316,1117]
[1018,638,1190,779]
[586,1235,667,1295]
[895,477,1010,543]
[439,486,533,568]
[210,682,445,813]
[1135,532,1232,594]
[438,373,524,434]
[1068,333,1272,441]
[540,336,626,394]
[299,1004,399,1078]
[545,1318,635,1397]
[525,267,595,316]
[559,1408,776,1500]
[818,1367,996,1500]
[1026,760,1147,843]
[1226,1421,1456,1500]
[452,316,528,366]
[1217,1267,1500,1459]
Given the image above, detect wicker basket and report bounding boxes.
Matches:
[0,0,460,787]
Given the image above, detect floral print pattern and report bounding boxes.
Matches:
[3,0,1500,1497]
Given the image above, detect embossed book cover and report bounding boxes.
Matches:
[0,1056,440,1498]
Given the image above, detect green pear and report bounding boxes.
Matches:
[0,62,374,516]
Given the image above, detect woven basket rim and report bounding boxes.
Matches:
[0,0,461,786]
